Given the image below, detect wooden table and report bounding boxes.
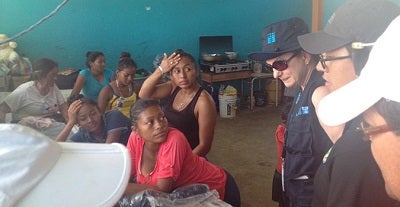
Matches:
[201,70,251,83]
[249,73,276,109]
[201,71,278,109]
[201,70,251,96]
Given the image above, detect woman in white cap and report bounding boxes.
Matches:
[298,0,400,206]
[316,15,400,202]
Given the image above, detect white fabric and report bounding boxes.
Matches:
[0,124,60,207]
[318,15,400,126]
[0,124,131,207]
[3,81,65,121]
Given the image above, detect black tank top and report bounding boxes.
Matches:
[164,87,203,149]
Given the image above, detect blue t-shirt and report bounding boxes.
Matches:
[79,68,113,102]
[70,110,131,145]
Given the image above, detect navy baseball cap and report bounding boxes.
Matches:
[298,0,400,54]
[248,17,309,61]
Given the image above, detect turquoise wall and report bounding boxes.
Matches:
[323,0,400,25]
[1,0,312,71]
[323,0,347,24]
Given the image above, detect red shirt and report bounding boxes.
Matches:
[127,127,227,198]
[275,123,285,174]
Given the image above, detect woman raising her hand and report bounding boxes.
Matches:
[139,49,217,157]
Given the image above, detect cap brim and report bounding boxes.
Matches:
[319,15,400,126]
[248,52,284,62]
[318,78,381,126]
[298,31,350,54]
[16,142,131,207]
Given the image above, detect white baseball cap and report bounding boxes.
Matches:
[318,15,400,126]
[0,124,131,207]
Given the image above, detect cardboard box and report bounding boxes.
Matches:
[266,79,283,105]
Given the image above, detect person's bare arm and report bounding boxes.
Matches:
[133,82,140,98]
[313,86,344,143]
[70,75,85,96]
[125,177,175,195]
[0,102,11,123]
[59,102,69,123]
[192,91,217,156]
[370,130,400,201]
[56,121,75,142]
[56,100,81,142]
[97,85,112,114]
[105,130,124,144]
[138,53,180,99]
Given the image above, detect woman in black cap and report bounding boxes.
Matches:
[298,0,400,206]
[249,17,336,207]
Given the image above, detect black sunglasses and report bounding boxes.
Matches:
[266,51,300,72]
[319,54,352,70]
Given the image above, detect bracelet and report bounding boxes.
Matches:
[158,66,164,74]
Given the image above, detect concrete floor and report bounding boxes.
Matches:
[207,104,282,207]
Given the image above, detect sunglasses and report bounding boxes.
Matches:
[266,51,300,72]
[319,54,352,70]
[356,120,392,141]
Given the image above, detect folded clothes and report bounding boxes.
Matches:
[18,116,55,129]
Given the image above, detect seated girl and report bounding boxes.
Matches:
[98,52,139,118]
[139,49,217,157]
[125,99,241,206]
[0,58,68,139]
[56,94,131,144]
[70,51,113,102]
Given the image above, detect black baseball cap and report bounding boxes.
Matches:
[298,0,400,54]
[248,17,309,61]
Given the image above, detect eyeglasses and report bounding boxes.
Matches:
[356,120,392,141]
[319,54,352,70]
[266,51,300,72]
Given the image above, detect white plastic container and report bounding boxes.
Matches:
[219,95,237,118]
[253,61,262,73]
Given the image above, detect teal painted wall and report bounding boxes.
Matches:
[323,0,346,24]
[323,0,400,25]
[1,0,312,71]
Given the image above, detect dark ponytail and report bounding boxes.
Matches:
[117,52,137,71]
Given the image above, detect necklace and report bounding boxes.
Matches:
[175,90,196,111]
[116,79,132,98]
